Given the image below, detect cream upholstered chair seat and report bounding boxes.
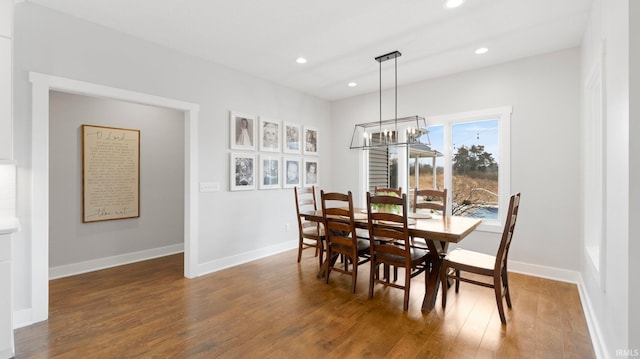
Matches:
[445,248,495,271]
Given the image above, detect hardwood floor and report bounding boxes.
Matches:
[15,251,596,358]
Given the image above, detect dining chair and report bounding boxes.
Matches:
[412,188,448,254]
[294,186,324,270]
[413,188,447,216]
[321,190,371,293]
[440,192,521,324]
[366,192,430,311]
[373,186,403,282]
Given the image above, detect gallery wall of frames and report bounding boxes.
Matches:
[229,111,319,191]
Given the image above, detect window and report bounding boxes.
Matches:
[366,106,511,232]
[451,119,500,219]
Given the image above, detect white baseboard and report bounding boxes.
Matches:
[49,244,184,280]
[197,240,297,276]
[0,347,14,359]
[508,259,582,283]
[576,276,610,359]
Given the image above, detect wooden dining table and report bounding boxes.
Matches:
[299,209,482,312]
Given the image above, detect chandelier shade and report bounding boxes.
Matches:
[349,51,436,153]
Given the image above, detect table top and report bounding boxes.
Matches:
[300,209,481,244]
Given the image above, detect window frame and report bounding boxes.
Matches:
[361,106,511,233]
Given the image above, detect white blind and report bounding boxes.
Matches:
[368,147,388,192]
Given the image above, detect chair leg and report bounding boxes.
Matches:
[369,261,376,299]
[384,265,390,283]
[351,258,358,293]
[318,239,324,271]
[403,267,411,311]
[502,267,512,308]
[494,275,507,324]
[454,269,460,292]
[326,252,338,285]
[297,238,303,263]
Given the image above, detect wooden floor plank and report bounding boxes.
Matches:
[14,251,596,358]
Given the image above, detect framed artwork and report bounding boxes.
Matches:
[230,153,256,191]
[81,124,140,223]
[259,155,281,189]
[303,159,319,187]
[283,122,302,154]
[303,126,318,155]
[283,157,302,188]
[230,111,256,150]
[259,118,281,152]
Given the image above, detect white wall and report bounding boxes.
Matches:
[12,3,330,319]
[332,48,581,272]
[580,0,631,356]
[48,91,184,269]
[0,0,15,356]
[630,1,640,351]
[0,0,11,159]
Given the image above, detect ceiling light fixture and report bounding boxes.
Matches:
[348,82,357,87]
[444,0,465,9]
[475,47,489,55]
[349,50,438,157]
[296,57,307,64]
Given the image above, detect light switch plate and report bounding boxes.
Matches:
[199,182,220,192]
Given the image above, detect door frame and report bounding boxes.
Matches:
[29,72,200,323]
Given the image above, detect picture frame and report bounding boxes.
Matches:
[303,158,319,187]
[230,153,257,191]
[303,126,318,155]
[259,154,281,189]
[230,111,257,150]
[82,124,141,222]
[283,157,302,188]
[283,122,302,154]
[259,117,281,152]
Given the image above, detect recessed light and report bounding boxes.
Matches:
[296,57,307,64]
[444,0,465,9]
[475,47,489,55]
[348,82,357,87]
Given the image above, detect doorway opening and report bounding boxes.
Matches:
[29,72,199,323]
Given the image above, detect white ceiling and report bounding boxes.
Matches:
[26,0,593,101]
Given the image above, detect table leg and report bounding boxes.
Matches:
[317,253,339,278]
[422,240,444,312]
[422,254,442,311]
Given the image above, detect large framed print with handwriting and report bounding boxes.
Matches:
[82,124,140,223]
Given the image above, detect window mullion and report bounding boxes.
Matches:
[443,123,453,215]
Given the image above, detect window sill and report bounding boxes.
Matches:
[476,220,502,234]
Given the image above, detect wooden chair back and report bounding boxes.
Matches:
[321,191,358,251]
[321,190,370,293]
[414,188,447,216]
[494,192,521,272]
[374,186,402,197]
[295,186,317,232]
[366,193,410,262]
[294,186,324,266]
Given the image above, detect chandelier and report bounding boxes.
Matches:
[349,51,438,156]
